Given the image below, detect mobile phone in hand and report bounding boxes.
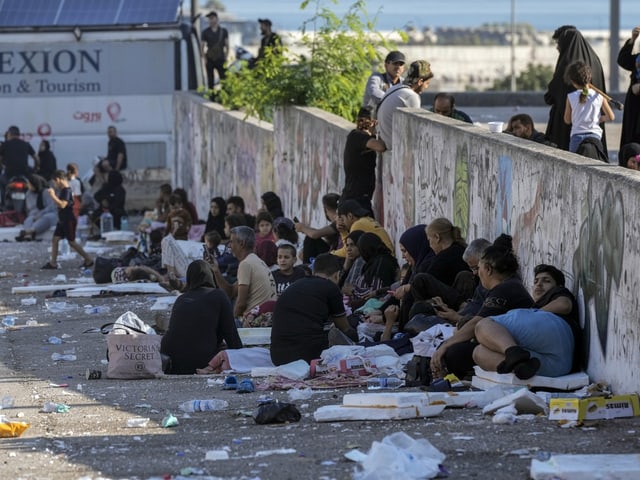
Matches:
[293,216,300,223]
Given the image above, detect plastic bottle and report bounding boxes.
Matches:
[60,239,71,256]
[179,399,229,412]
[120,216,129,231]
[2,316,16,327]
[126,417,150,428]
[84,306,110,315]
[100,210,114,236]
[366,376,403,390]
[51,353,77,361]
[42,402,70,413]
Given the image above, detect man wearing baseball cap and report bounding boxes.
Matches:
[251,18,282,68]
[362,50,406,108]
[376,59,434,150]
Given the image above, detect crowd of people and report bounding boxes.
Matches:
[8,23,640,385]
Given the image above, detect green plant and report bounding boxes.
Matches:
[489,62,554,91]
[218,0,403,122]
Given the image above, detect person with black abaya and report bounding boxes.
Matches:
[617,26,640,156]
[205,197,227,239]
[161,260,242,374]
[544,25,607,154]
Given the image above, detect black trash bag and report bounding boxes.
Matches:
[254,401,301,424]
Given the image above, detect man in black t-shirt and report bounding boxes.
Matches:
[250,19,281,69]
[270,253,357,365]
[340,107,386,217]
[201,11,229,90]
[0,126,38,208]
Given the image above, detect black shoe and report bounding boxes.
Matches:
[41,262,58,270]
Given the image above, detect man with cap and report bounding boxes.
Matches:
[201,11,229,92]
[331,199,394,258]
[251,18,282,68]
[340,106,386,218]
[362,50,406,107]
[376,60,434,150]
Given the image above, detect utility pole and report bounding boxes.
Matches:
[609,0,620,92]
[510,0,516,92]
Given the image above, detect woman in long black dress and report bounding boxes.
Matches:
[544,25,607,153]
[161,260,242,374]
[617,26,640,160]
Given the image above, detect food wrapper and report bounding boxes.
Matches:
[0,420,30,438]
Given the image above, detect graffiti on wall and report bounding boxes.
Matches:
[495,155,513,238]
[572,181,625,363]
[453,143,470,238]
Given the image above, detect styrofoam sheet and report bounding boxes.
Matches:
[530,454,640,480]
[238,327,271,346]
[12,283,98,294]
[472,366,589,391]
[314,403,445,422]
[66,282,168,297]
[342,392,431,408]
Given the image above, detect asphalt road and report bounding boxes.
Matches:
[0,237,638,480]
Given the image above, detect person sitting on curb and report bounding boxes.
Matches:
[430,92,473,123]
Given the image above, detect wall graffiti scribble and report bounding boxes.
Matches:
[572,181,624,363]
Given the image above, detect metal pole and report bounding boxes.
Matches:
[510,0,516,92]
[609,0,620,92]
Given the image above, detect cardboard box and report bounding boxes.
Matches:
[548,394,640,421]
[338,357,372,376]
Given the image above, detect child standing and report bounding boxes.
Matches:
[563,61,615,153]
[42,170,94,270]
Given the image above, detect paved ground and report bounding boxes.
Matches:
[0,236,638,480]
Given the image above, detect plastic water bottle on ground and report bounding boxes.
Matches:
[51,353,77,361]
[84,306,110,315]
[120,216,129,231]
[100,210,114,236]
[366,376,403,390]
[60,239,71,257]
[179,399,228,412]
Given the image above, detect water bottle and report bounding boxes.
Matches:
[2,316,16,327]
[84,306,110,315]
[51,352,77,361]
[120,216,129,231]
[179,399,229,412]
[60,239,71,256]
[100,210,114,236]
[366,376,403,390]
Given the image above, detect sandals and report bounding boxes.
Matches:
[41,262,59,270]
[80,260,94,268]
[236,379,255,394]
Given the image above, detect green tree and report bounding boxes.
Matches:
[218,0,402,121]
[201,0,225,11]
[489,63,554,91]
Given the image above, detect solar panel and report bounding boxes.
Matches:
[0,0,181,28]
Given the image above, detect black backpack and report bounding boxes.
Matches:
[405,355,432,387]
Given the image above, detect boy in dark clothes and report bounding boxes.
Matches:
[42,170,93,269]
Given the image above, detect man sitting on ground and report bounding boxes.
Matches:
[270,253,358,365]
[507,113,557,147]
[332,199,394,258]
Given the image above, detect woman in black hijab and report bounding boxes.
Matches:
[261,191,284,218]
[619,143,640,170]
[160,260,242,374]
[617,26,640,154]
[205,196,227,238]
[544,25,607,153]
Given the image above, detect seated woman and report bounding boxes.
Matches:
[340,230,365,294]
[93,170,126,230]
[261,191,284,219]
[15,174,57,242]
[410,218,471,310]
[472,264,581,379]
[164,194,192,240]
[431,241,534,379]
[204,196,227,239]
[347,232,398,309]
[160,260,243,374]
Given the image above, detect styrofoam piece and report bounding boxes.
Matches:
[482,388,548,416]
[102,230,137,242]
[12,283,98,294]
[314,403,445,422]
[149,296,179,311]
[472,366,589,391]
[530,454,640,479]
[238,327,271,346]
[429,387,521,408]
[0,226,55,242]
[342,392,431,408]
[65,282,168,297]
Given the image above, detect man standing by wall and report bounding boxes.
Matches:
[377,60,434,150]
[362,51,406,108]
[201,11,229,93]
[251,19,281,68]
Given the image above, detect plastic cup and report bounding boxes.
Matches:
[487,121,504,133]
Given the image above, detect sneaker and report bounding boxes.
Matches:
[41,262,59,270]
[222,375,238,390]
[236,379,255,394]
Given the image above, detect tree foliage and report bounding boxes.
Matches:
[489,63,554,91]
[218,0,402,122]
[201,0,225,12]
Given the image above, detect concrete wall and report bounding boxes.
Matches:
[173,92,639,393]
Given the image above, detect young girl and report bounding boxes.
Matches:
[254,210,276,248]
[563,60,615,153]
